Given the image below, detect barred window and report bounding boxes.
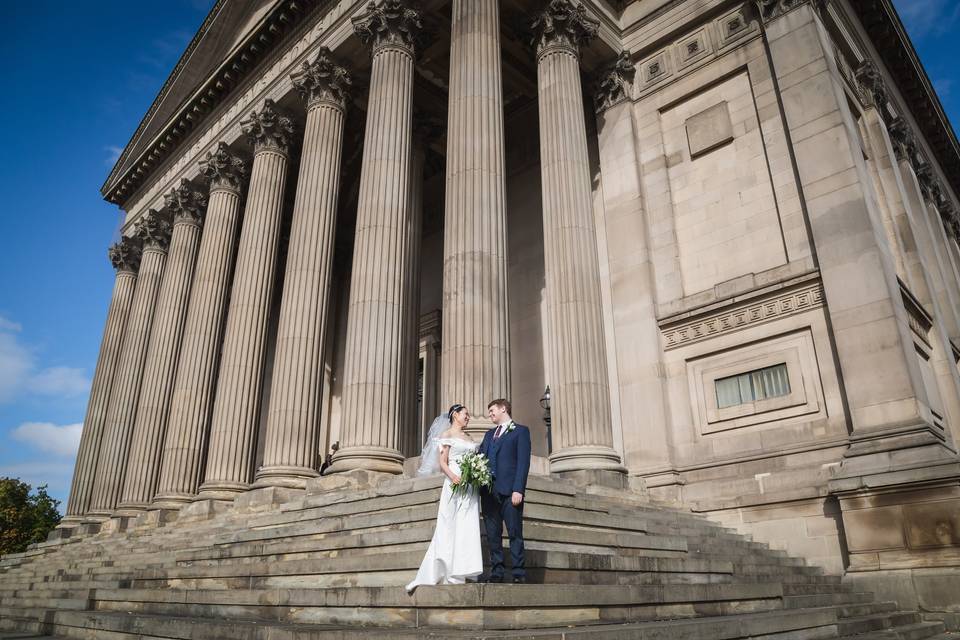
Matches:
[715,363,790,409]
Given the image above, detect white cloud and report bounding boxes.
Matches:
[10,422,83,458]
[105,145,123,166]
[0,325,32,403]
[893,0,960,39]
[0,315,91,404]
[27,367,90,398]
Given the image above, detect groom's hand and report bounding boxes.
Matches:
[511,492,523,506]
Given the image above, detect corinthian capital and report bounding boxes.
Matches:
[352,0,423,56]
[855,60,891,120]
[199,142,247,195]
[136,209,173,253]
[594,51,635,113]
[754,0,823,23]
[531,0,599,58]
[164,179,208,226]
[291,47,352,111]
[108,236,142,274]
[916,163,944,204]
[888,117,918,165]
[241,99,296,155]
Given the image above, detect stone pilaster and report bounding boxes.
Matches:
[256,50,350,488]
[532,0,624,475]
[439,0,511,438]
[117,181,207,513]
[88,211,172,516]
[199,101,294,499]
[328,0,422,474]
[62,238,142,524]
[153,143,247,507]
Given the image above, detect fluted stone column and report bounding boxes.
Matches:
[532,0,624,475]
[117,182,207,513]
[441,0,511,437]
[89,211,172,516]
[199,101,294,499]
[153,144,247,507]
[62,238,142,524]
[256,50,350,488]
[328,0,422,474]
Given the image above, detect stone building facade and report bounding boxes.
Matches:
[67,0,960,625]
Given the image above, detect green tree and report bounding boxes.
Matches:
[0,478,62,555]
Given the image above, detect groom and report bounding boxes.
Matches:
[478,398,531,583]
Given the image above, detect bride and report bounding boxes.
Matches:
[405,403,483,593]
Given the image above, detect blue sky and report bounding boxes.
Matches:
[0,1,956,511]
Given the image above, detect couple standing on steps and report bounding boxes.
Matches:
[405,399,532,593]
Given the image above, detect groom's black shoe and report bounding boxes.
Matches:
[512,576,526,584]
[486,576,503,583]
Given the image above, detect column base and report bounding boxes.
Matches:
[254,465,320,489]
[549,445,627,475]
[83,510,115,522]
[465,416,496,441]
[553,468,629,490]
[196,480,251,501]
[151,492,196,510]
[326,445,405,475]
[114,502,150,518]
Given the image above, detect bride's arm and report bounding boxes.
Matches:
[438,444,461,484]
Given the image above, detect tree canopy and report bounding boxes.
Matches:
[0,477,62,556]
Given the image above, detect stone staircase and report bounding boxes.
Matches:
[1,473,956,639]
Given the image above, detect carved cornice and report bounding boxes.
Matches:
[594,51,635,114]
[164,179,208,226]
[108,236,143,275]
[661,281,824,350]
[199,142,247,195]
[241,99,296,155]
[136,209,173,253]
[888,117,918,165]
[290,47,352,111]
[855,59,891,120]
[352,0,423,57]
[531,0,599,59]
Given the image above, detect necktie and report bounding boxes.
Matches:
[494,425,504,440]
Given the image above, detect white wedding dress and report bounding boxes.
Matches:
[405,438,483,593]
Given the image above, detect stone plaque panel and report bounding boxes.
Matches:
[686,101,734,158]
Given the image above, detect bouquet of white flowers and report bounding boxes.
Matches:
[451,451,492,495]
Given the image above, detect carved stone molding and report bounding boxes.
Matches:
[531,0,599,58]
[855,60,891,120]
[136,209,173,253]
[108,236,143,274]
[352,0,423,56]
[164,179,208,226]
[594,51,635,114]
[290,46,352,111]
[754,0,826,23]
[888,116,918,165]
[241,99,296,155]
[199,142,247,195]
[661,282,825,350]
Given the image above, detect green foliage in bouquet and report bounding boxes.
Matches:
[451,452,492,495]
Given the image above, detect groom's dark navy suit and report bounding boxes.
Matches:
[479,422,531,581]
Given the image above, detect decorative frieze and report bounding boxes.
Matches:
[164,179,207,226]
[290,46,352,111]
[352,0,423,56]
[108,237,142,274]
[661,282,825,350]
[754,0,824,23]
[531,0,599,58]
[241,99,296,155]
[594,51,635,114]
[198,143,247,195]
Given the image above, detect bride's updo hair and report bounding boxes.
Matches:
[447,403,465,422]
